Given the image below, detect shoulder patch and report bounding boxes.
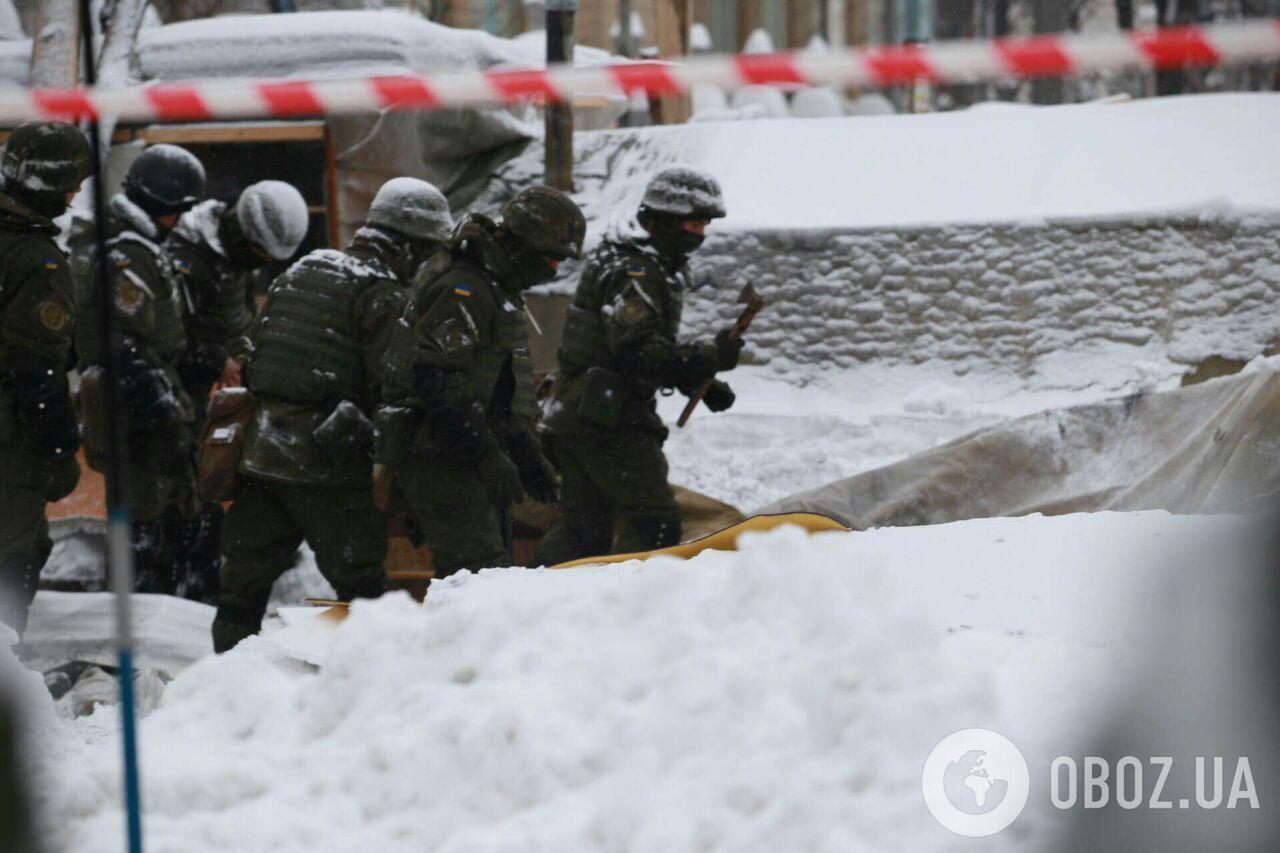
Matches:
[619,298,651,325]
[44,259,59,271]
[626,264,646,278]
[174,258,194,275]
[38,299,70,332]
[116,278,147,313]
[452,283,475,298]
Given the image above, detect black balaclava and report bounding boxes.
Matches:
[639,208,705,262]
[218,207,266,270]
[494,225,560,293]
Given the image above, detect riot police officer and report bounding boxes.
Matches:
[214,178,453,652]
[165,180,309,602]
[377,186,584,576]
[77,143,207,596]
[0,121,91,639]
[536,167,740,564]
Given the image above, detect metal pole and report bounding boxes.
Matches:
[78,2,143,852]
[544,0,576,191]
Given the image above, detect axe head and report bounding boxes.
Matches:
[737,284,765,311]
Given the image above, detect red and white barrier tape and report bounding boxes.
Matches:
[7,19,1280,124]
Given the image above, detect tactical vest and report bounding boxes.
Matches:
[248,249,379,407]
[558,241,686,379]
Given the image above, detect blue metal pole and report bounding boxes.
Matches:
[78,2,144,851]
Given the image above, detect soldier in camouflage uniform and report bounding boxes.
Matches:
[76,143,207,596]
[536,167,741,565]
[214,178,452,652]
[0,122,91,639]
[377,186,584,576]
[164,181,309,602]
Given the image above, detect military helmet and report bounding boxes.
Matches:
[639,166,726,220]
[366,177,453,243]
[1,121,92,208]
[501,186,586,259]
[236,180,309,261]
[123,144,206,218]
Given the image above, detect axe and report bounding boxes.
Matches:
[677,284,766,428]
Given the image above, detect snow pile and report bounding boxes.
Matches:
[22,512,1234,852]
[138,10,619,84]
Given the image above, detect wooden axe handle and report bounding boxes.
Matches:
[677,300,764,428]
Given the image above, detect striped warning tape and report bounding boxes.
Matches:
[6,19,1279,124]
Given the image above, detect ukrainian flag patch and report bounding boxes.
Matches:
[453,283,474,298]
[44,259,59,270]
[175,259,193,274]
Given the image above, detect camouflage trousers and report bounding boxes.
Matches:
[534,427,681,566]
[214,474,387,652]
[395,457,508,578]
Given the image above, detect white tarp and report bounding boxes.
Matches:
[765,365,1280,528]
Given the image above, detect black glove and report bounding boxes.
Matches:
[177,340,228,390]
[674,345,717,396]
[505,428,558,506]
[477,444,524,508]
[425,402,486,462]
[713,329,744,371]
[45,454,81,502]
[703,379,736,413]
[7,352,80,459]
[121,359,181,431]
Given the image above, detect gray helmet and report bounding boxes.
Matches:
[1,121,92,214]
[501,186,586,259]
[640,166,726,220]
[366,177,453,243]
[124,144,206,218]
[236,180,309,261]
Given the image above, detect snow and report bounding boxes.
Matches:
[173,198,227,257]
[139,10,624,85]
[10,510,1248,852]
[488,93,1280,238]
[236,180,310,261]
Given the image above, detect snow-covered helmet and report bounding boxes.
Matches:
[0,121,92,217]
[365,177,453,243]
[236,180,309,261]
[124,144,206,218]
[639,166,726,220]
[501,186,586,259]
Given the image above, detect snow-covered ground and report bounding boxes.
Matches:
[3,510,1249,852]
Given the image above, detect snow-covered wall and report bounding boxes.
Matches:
[677,212,1280,382]
[495,96,1280,386]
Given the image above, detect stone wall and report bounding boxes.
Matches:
[640,213,1280,384]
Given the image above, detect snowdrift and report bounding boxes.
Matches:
[765,364,1280,528]
[10,512,1245,852]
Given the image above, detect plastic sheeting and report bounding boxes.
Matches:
[21,592,213,677]
[764,366,1280,528]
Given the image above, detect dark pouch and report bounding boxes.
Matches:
[374,404,420,465]
[313,400,375,465]
[577,366,625,428]
[78,366,109,468]
[0,383,17,446]
[197,387,258,502]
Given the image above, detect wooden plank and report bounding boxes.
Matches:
[137,122,327,145]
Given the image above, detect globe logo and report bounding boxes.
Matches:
[922,729,1030,837]
[942,749,1009,815]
